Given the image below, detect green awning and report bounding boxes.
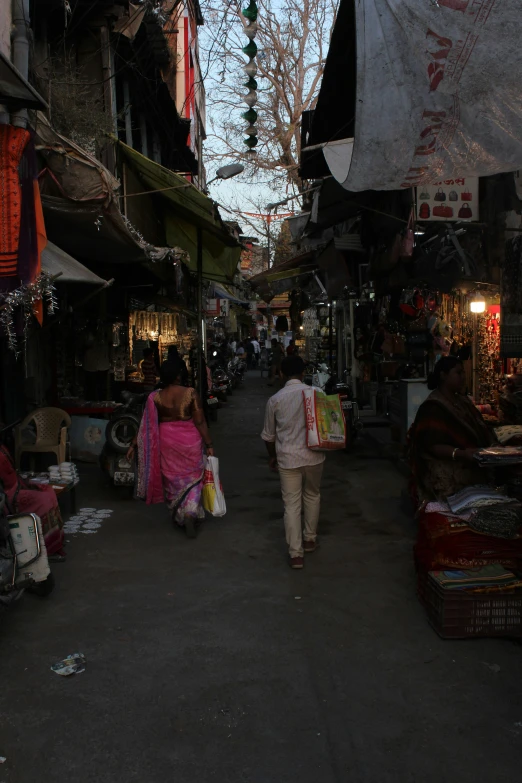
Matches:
[118,142,241,280]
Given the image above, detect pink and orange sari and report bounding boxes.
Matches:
[136,393,205,525]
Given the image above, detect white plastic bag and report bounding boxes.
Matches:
[202,456,226,517]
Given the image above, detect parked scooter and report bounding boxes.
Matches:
[0,479,54,605]
[100,390,148,486]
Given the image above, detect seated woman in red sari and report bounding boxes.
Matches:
[0,445,65,556]
[409,355,495,502]
[130,359,215,538]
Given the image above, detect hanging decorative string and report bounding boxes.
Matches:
[0,272,58,356]
[241,0,259,158]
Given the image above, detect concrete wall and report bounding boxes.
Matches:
[0,2,12,58]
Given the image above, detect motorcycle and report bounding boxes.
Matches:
[0,479,54,605]
[100,390,148,487]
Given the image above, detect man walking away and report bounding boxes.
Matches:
[267,338,285,387]
[261,355,325,569]
[251,337,261,368]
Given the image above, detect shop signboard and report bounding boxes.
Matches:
[416,177,479,222]
[205,298,220,316]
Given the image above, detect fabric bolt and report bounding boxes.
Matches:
[447,485,513,514]
[414,510,522,572]
[468,505,522,539]
[279,463,323,557]
[429,565,522,593]
[0,125,30,278]
[261,379,325,470]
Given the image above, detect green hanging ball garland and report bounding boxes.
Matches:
[241,0,258,156]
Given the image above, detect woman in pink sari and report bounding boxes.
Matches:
[129,359,214,537]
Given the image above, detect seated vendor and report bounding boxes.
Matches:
[409,356,496,501]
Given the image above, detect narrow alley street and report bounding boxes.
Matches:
[1,375,521,783]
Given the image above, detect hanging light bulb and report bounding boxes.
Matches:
[470,293,486,313]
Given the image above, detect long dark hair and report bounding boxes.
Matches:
[427,356,463,390]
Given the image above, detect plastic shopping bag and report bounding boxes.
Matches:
[202,456,227,517]
[303,388,346,450]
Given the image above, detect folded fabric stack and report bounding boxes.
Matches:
[415,486,522,571]
[474,446,522,466]
[49,462,80,487]
[495,425,522,444]
[429,564,522,594]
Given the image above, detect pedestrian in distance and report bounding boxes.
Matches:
[251,337,261,368]
[267,338,285,387]
[245,339,255,368]
[261,354,325,569]
[286,339,297,356]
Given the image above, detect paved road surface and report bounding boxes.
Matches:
[2,374,522,782]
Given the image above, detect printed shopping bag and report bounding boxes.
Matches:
[202,456,226,517]
[303,388,346,451]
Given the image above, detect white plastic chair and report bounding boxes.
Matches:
[14,407,71,469]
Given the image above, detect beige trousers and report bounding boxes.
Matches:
[279,463,324,557]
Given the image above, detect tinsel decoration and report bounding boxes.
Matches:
[241,0,259,158]
[0,272,58,356]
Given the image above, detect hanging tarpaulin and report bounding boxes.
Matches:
[325,0,522,192]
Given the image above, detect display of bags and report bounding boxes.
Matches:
[449,190,458,201]
[458,203,473,219]
[434,188,446,202]
[433,205,454,218]
[202,456,226,517]
[303,388,346,450]
[419,202,430,219]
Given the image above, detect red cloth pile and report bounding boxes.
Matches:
[414,510,522,571]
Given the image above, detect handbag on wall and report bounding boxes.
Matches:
[419,191,430,200]
[433,205,454,218]
[449,191,458,201]
[434,188,446,202]
[419,202,430,219]
[461,191,472,201]
[458,203,473,219]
